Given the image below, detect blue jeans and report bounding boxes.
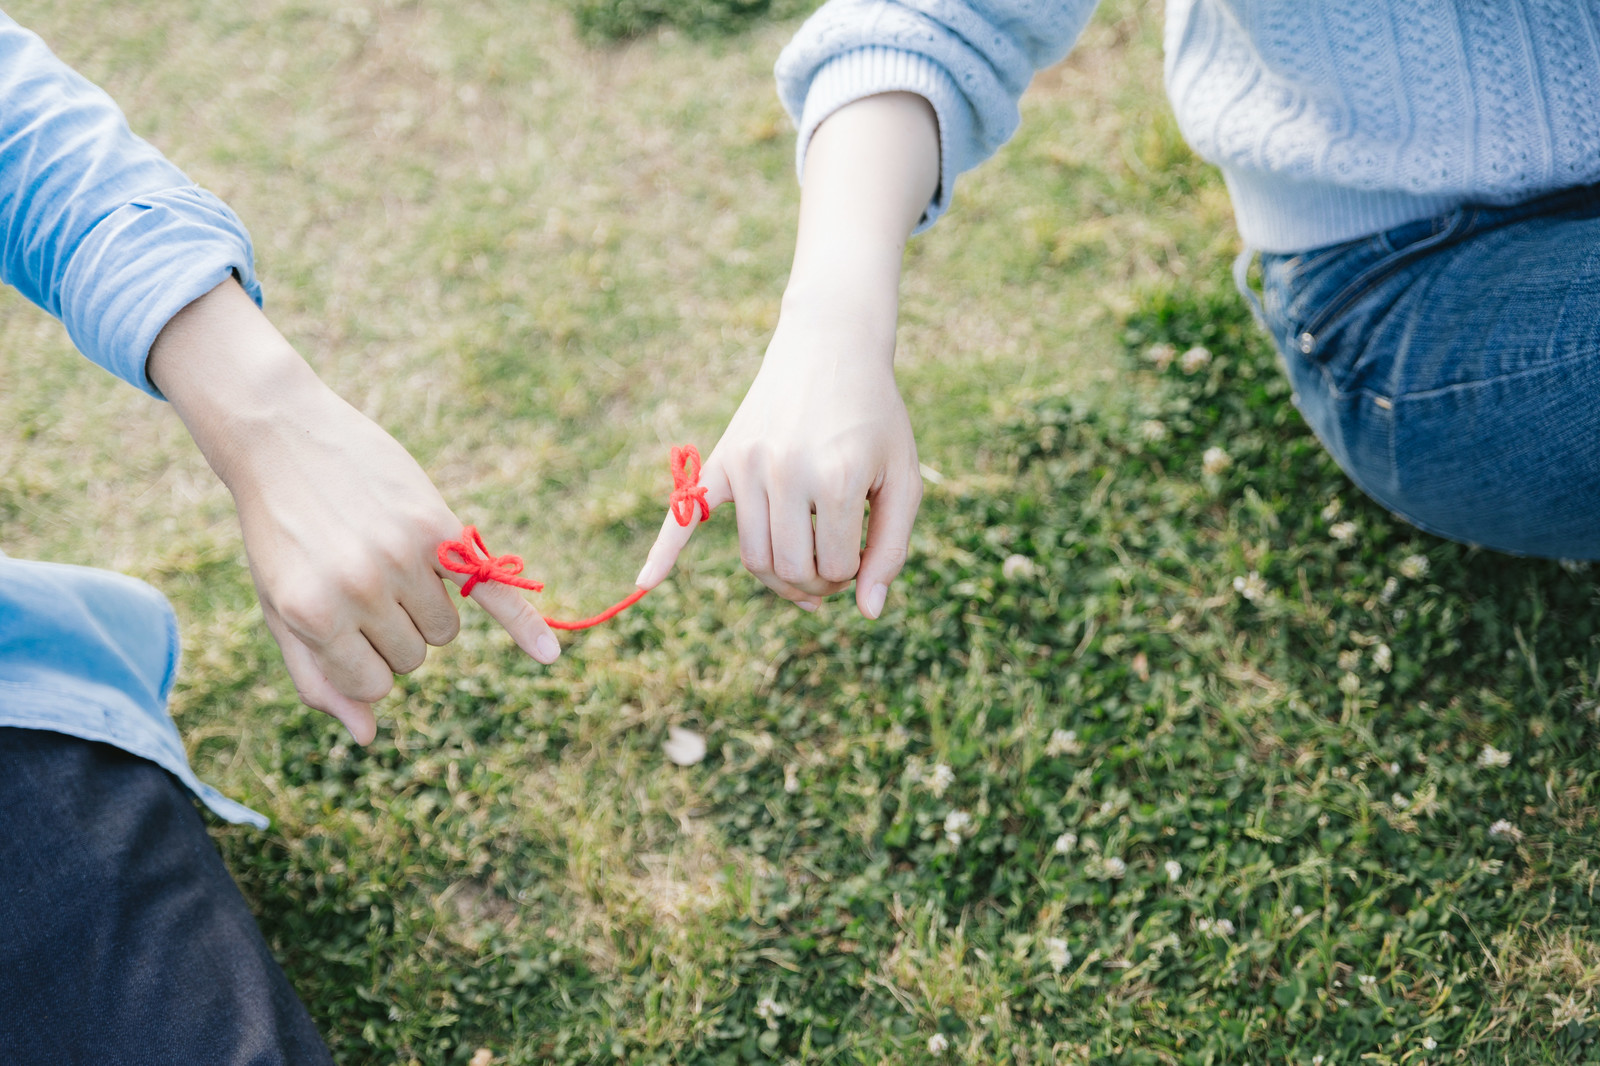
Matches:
[1253,183,1600,558]
[0,728,333,1065]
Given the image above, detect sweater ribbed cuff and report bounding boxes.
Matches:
[795,46,974,234]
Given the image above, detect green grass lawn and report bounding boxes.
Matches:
[6,1,1600,1062]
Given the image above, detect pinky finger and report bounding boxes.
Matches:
[264,604,378,745]
[635,452,731,591]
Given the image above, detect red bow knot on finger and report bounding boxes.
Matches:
[436,443,709,630]
[669,444,711,527]
[437,526,546,598]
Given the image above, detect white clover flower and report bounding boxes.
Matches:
[1045,728,1082,757]
[1145,342,1177,371]
[754,997,787,1030]
[926,763,955,797]
[1338,672,1362,695]
[1103,856,1127,879]
[1138,419,1169,443]
[1489,818,1523,841]
[1559,558,1592,574]
[1164,859,1182,883]
[783,763,800,795]
[1233,571,1267,602]
[944,809,973,845]
[1379,575,1400,603]
[1291,905,1304,918]
[1321,498,1342,522]
[886,723,910,751]
[1399,554,1430,580]
[927,1033,949,1055]
[1392,793,1409,808]
[1551,991,1588,1028]
[1181,345,1213,374]
[1337,649,1362,672]
[1478,744,1511,769]
[1330,521,1358,543]
[1197,917,1234,937]
[662,726,707,766]
[1202,446,1232,476]
[1357,974,1376,989]
[1312,1056,1325,1066]
[1422,1036,1437,1050]
[1387,761,1401,776]
[1372,644,1393,673]
[1002,553,1037,581]
[1043,936,1073,973]
[1053,832,1078,855]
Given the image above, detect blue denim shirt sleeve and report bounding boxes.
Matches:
[0,11,262,396]
[0,554,268,828]
[0,17,267,827]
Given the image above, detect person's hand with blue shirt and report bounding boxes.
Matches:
[636,92,939,619]
[146,279,562,745]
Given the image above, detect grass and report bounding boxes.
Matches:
[5,0,1600,1062]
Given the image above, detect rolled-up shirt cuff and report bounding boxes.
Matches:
[57,184,262,398]
[794,46,975,234]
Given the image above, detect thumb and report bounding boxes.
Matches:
[635,451,730,590]
[854,465,922,620]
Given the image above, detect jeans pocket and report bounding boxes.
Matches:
[1292,209,1472,362]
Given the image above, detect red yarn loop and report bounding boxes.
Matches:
[669,444,711,527]
[439,444,708,631]
[437,526,545,598]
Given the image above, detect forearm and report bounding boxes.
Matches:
[780,92,939,346]
[146,279,332,495]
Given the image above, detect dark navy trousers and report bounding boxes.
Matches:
[0,727,333,1064]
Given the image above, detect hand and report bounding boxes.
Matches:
[148,280,561,744]
[637,301,922,618]
[636,91,939,618]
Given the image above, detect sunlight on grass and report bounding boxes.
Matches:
[8,1,1600,1063]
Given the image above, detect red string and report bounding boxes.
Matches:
[437,444,709,632]
[437,526,544,598]
[669,444,711,526]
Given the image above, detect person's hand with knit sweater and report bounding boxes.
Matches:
[146,279,562,744]
[636,93,939,619]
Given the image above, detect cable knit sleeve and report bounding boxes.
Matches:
[0,13,261,398]
[776,0,1101,231]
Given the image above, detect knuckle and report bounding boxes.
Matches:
[740,546,773,575]
[736,440,771,476]
[390,643,427,675]
[773,558,811,586]
[817,556,859,584]
[351,674,393,704]
[814,460,857,503]
[292,682,332,715]
[423,609,461,646]
[276,589,341,645]
[874,546,910,576]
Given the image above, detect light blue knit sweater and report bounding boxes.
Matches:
[776,1,1600,252]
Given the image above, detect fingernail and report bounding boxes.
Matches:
[866,583,888,619]
[797,600,819,613]
[635,559,659,589]
[536,633,561,663]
